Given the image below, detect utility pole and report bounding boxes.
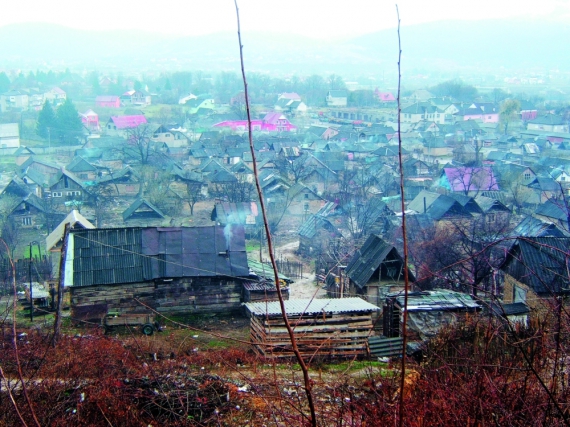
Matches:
[53,224,70,346]
[29,242,33,322]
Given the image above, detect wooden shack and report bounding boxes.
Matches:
[343,234,415,308]
[244,297,379,359]
[383,289,482,340]
[64,225,251,323]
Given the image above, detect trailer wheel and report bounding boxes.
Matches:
[142,324,154,336]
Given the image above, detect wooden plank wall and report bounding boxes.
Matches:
[250,311,374,359]
[70,278,243,322]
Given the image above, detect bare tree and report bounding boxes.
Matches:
[185,181,204,216]
[121,124,159,165]
[213,177,255,203]
[411,214,513,295]
[275,153,314,184]
[87,182,116,227]
[137,165,181,215]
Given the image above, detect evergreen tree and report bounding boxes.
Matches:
[36,101,57,140]
[55,98,83,145]
[0,72,10,93]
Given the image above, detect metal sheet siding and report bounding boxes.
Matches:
[245,297,379,317]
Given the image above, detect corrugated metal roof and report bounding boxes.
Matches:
[68,225,250,287]
[502,237,570,296]
[345,234,414,289]
[243,281,280,291]
[245,297,379,317]
[391,290,481,312]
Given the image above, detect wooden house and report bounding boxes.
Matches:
[211,202,260,236]
[298,202,341,255]
[122,198,166,224]
[66,156,99,181]
[500,237,570,315]
[344,235,415,309]
[285,183,324,216]
[14,146,35,165]
[64,226,251,323]
[6,193,51,229]
[408,190,473,222]
[244,297,379,359]
[47,170,86,204]
[96,166,141,197]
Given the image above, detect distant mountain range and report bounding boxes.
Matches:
[0,19,568,75]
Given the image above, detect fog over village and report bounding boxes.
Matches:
[1,1,570,425]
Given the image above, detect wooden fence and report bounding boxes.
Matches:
[0,256,53,295]
[261,257,304,280]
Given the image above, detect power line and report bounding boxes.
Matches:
[71,232,257,282]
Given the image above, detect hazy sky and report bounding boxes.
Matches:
[2,0,569,39]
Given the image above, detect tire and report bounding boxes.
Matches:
[142,324,154,336]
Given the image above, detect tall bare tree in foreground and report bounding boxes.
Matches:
[395,6,412,427]
[233,2,317,425]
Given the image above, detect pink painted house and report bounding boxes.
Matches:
[213,112,297,132]
[374,89,396,102]
[439,167,499,195]
[80,109,99,131]
[519,101,538,121]
[106,115,147,136]
[96,95,121,108]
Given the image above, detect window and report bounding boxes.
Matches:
[52,192,62,197]
[304,193,309,199]
[304,202,309,212]
[22,217,32,226]
[524,173,531,180]
[486,213,496,223]
[514,285,527,303]
[66,191,81,197]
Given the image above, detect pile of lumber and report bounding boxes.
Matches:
[249,312,374,359]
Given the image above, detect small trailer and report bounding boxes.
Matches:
[103,311,161,335]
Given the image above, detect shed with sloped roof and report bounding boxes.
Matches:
[344,234,415,310]
[245,297,379,359]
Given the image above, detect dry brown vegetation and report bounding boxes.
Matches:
[1,306,570,426]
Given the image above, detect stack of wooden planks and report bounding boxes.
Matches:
[246,299,378,359]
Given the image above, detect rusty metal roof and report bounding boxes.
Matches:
[244,297,379,317]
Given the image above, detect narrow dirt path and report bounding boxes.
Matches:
[272,240,326,300]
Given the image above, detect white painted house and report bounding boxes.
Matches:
[0,123,20,152]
